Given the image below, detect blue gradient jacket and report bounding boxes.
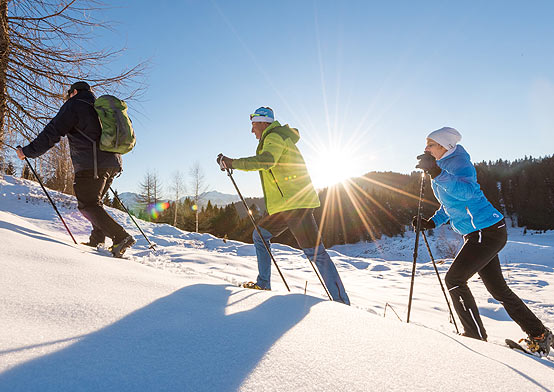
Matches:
[430,145,503,235]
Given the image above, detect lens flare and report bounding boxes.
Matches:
[148,202,170,219]
[191,204,198,212]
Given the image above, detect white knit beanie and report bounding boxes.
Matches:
[427,127,462,150]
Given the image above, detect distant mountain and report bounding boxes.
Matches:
[115,191,240,212]
[186,191,240,207]
[117,192,142,212]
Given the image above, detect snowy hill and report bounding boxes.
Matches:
[1,175,553,391]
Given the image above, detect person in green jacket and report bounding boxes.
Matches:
[217,107,350,304]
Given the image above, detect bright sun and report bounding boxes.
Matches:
[308,144,364,188]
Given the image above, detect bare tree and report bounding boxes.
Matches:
[171,170,185,226]
[136,172,154,208]
[0,0,146,179]
[136,171,163,210]
[189,162,208,232]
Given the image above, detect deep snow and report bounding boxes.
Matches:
[1,175,553,391]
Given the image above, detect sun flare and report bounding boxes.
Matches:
[308,143,366,188]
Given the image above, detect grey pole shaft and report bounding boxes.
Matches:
[407,172,425,323]
[421,231,459,333]
[221,160,290,292]
[109,187,156,250]
[24,156,77,245]
[306,255,333,300]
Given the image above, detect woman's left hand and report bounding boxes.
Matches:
[416,152,442,178]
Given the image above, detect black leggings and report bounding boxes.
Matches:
[445,220,545,340]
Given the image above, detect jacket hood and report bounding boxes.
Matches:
[263,121,300,144]
[438,144,470,164]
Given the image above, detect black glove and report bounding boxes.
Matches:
[412,216,436,231]
[416,152,441,178]
[216,154,233,171]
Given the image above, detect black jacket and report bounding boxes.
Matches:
[22,90,122,174]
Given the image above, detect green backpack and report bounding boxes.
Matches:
[94,95,136,154]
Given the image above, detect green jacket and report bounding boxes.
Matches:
[233,121,320,215]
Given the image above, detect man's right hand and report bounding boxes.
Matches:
[16,146,25,161]
[216,154,233,171]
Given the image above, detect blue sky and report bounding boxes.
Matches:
[95,1,554,197]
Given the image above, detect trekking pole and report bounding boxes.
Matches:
[109,187,156,250]
[306,251,333,300]
[20,152,77,245]
[421,231,459,333]
[0,140,17,151]
[218,154,290,292]
[407,172,425,323]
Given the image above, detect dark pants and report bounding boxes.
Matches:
[445,220,545,340]
[254,208,350,305]
[73,168,128,245]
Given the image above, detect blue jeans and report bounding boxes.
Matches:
[252,209,350,305]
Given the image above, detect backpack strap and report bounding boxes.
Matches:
[75,98,101,180]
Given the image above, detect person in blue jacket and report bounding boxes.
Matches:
[414,127,552,356]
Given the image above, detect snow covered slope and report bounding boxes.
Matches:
[1,175,553,391]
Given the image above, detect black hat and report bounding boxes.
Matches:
[69,81,91,92]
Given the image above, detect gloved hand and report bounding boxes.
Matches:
[412,215,436,231]
[416,152,441,178]
[216,154,233,171]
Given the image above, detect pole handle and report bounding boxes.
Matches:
[218,153,232,174]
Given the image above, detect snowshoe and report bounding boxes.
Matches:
[242,282,270,291]
[505,339,534,356]
[519,328,553,357]
[109,235,136,258]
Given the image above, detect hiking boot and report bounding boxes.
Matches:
[109,235,136,258]
[242,282,270,291]
[522,328,553,357]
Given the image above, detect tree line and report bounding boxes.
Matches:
[8,153,549,248]
[475,155,554,230]
[92,154,553,250]
[5,153,552,248]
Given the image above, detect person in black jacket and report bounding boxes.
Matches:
[16,81,135,257]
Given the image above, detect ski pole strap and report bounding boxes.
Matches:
[218,153,233,175]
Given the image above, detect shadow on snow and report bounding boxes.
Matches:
[0,284,322,391]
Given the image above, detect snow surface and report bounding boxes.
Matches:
[1,175,553,391]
